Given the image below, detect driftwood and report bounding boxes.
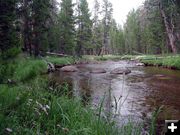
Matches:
[47,62,55,73]
[54,64,71,69]
[46,52,69,57]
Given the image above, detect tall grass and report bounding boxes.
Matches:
[0,56,163,135]
[46,56,74,65]
[141,55,180,69]
[0,77,119,135]
[13,59,47,82]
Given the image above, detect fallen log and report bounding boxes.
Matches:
[54,64,71,69]
[46,52,69,57]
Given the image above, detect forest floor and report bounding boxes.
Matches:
[0,56,149,135]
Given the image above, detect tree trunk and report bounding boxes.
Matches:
[23,0,29,52]
[159,2,177,54]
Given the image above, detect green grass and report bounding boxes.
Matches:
[46,56,74,65]
[0,55,161,135]
[0,56,74,83]
[13,59,47,82]
[140,55,180,70]
[0,77,120,135]
[0,56,120,135]
[84,55,125,61]
[84,54,180,70]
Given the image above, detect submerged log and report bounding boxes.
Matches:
[136,63,145,66]
[54,64,71,69]
[110,68,131,75]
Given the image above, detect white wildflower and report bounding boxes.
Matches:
[5,128,13,133]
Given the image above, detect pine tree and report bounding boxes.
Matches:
[47,0,60,52]
[0,0,20,60]
[100,0,113,55]
[159,0,178,53]
[76,0,92,56]
[92,0,102,55]
[59,0,75,55]
[21,0,33,55]
[32,0,51,56]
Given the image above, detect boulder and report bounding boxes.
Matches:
[90,68,106,74]
[60,66,78,72]
[110,68,131,75]
[136,63,145,66]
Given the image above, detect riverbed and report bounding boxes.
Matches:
[50,60,180,128]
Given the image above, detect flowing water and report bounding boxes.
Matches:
[50,60,180,128]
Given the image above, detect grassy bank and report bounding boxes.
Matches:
[0,78,121,135]
[0,56,160,134]
[84,54,180,70]
[0,56,120,135]
[139,55,180,70]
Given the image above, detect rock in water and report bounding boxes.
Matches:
[60,66,78,72]
[110,68,131,75]
[136,63,145,66]
[90,68,106,74]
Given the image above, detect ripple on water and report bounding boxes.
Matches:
[50,60,180,129]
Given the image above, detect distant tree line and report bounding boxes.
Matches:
[0,0,114,59]
[1,0,180,61]
[121,0,180,54]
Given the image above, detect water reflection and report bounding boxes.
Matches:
[50,61,180,124]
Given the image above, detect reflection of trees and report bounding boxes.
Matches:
[72,75,92,106]
[104,79,112,121]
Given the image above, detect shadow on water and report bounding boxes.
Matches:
[49,60,180,129]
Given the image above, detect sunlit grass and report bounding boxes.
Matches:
[46,56,74,65]
[84,54,180,70]
[141,55,180,69]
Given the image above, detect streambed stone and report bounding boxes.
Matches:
[60,66,78,72]
[90,68,106,74]
[136,63,145,66]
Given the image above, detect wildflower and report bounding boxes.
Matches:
[45,105,50,110]
[62,127,69,133]
[5,128,13,133]
[29,99,33,102]
[57,124,61,128]
[16,97,20,100]
[42,107,48,115]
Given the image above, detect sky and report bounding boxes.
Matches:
[58,0,145,25]
[88,0,145,25]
